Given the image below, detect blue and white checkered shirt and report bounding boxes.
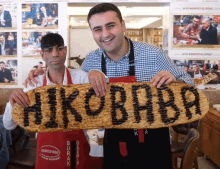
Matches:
[81,39,193,85]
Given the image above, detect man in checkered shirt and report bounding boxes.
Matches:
[81,3,193,169]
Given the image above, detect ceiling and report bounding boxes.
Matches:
[68,5,169,29]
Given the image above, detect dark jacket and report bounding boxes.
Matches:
[0,10,12,27]
[0,71,4,82]
[213,64,218,70]
[0,68,13,82]
[186,71,193,78]
[0,115,12,169]
[198,25,218,44]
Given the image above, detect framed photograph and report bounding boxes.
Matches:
[173,59,220,86]
[0,32,17,57]
[22,58,45,84]
[22,3,58,29]
[172,15,220,49]
[0,59,17,85]
[22,31,57,57]
[0,3,17,30]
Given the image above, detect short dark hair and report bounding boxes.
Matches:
[0,61,5,65]
[87,3,123,23]
[193,15,200,20]
[39,61,43,64]
[41,33,64,50]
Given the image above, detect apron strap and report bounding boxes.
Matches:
[129,39,135,76]
[66,68,73,84]
[101,54,107,75]
[43,75,47,86]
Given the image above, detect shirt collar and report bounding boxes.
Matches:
[102,37,131,62]
[45,67,68,85]
[206,26,210,31]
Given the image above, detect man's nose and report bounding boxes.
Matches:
[102,28,110,37]
[52,48,59,56]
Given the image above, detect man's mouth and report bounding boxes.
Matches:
[102,37,114,44]
[51,60,60,64]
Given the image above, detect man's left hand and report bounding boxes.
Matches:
[4,78,9,83]
[150,71,176,88]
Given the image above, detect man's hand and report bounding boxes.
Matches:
[182,33,189,39]
[1,20,5,24]
[196,34,201,41]
[150,71,176,88]
[24,69,44,87]
[9,89,29,108]
[4,78,9,83]
[192,40,198,45]
[88,70,107,97]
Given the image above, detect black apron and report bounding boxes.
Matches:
[102,39,173,169]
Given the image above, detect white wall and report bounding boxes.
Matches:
[69,28,98,58]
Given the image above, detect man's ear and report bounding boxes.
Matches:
[121,20,126,32]
[40,50,45,61]
[64,46,67,54]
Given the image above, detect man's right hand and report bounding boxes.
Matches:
[9,89,29,108]
[24,69,44,87]
[1,20,5,24]
[88,70,107,97]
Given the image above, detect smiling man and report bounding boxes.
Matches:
[81,3,194,169]
[80,3,193,169]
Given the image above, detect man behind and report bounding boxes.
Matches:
[181,15,202,40]
[0,4,12,27]
[184,66,193,78]
[0,61,13,83]
[192,64,207,78]
[82,3,193,169]
[3,33,97,169]
[196,18,218,44]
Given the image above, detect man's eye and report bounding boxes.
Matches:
[94,29,101,32]
[45,49,52,52]
[58,47,64,51]
[108,24,114,28]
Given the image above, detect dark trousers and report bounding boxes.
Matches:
[8,41,14,55]
[104,128,172,169]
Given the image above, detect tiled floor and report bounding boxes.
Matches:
[8,156,220,169]
[177,156,220,169]
[197,157,220,169]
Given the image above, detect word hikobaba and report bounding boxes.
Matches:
[12,82,209,132]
